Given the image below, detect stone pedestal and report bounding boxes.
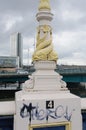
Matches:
[24,61,67,91]
[14,61,82,130]
[14,91,82,130]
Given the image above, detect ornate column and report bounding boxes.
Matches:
[24,0,67,91]
[32,0,57,61]
[14,1,82,130]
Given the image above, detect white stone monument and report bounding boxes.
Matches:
[14,0,82,130]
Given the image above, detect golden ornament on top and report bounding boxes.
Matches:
[38,0,51,11]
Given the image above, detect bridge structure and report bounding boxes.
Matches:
[0,73,28,100]
[56,65,86,83]
[1,58,85,84]
[0,65,86,100]
[0,65,86,85]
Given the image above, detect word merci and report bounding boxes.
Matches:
[20,103,74,124]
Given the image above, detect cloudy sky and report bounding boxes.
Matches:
[0,0,86,65]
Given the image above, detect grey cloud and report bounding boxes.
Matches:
[51,0,86,33]
[0,0,38,14]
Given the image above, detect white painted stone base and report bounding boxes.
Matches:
[24,61,67,91]
[14,61,82,130]
[14,91,82,130]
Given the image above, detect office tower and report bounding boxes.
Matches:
[10,32,23,67]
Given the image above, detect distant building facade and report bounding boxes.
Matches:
[10,32,23,67]
[0,56,19,72]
